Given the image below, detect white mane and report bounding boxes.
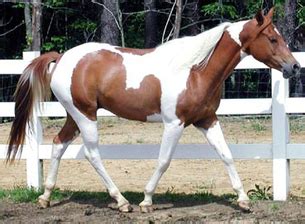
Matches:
[152,22,232,70]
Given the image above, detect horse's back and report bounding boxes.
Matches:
[51,43,162,121]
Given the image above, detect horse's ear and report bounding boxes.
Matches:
[255,10,264,26]
[266,7,274,19]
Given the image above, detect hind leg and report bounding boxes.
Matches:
[76,113,131,212]
[38,114,79,208]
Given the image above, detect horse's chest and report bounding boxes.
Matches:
[176,84,222,125]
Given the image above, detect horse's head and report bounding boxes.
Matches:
[241,8,300,78]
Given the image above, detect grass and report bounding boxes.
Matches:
[290,116,305,134]
[247,184,272,201]
[269,203,280,212]
[0,187,82,203]
[0,187,237,206]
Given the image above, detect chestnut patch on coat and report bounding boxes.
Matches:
[176,31,241,129]
[71,49,161,121]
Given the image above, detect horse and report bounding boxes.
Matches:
[7,8,300,213]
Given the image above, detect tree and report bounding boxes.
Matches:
[281,0,302,97]
[172,0,182,39]
[99,0,120,46]
[184,0,200,36]
[283,0,297,50]
[31,0,42,51]
[24,0,42,51]
[144,0,158,48]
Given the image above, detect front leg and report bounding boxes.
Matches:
[139,120,184,212]
[195,119,250,211]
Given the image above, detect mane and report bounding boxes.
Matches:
[152,22,232,70]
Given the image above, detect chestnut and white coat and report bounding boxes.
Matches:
[7,8,300,212]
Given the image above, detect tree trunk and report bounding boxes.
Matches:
[283,0,297,50]
[184,0,200,36]
[100,0,120,46]
[172,0,182,39]
[144,0,158,48]
[282,0,301,97]
[24,2,32,50]
[31,0,41,51]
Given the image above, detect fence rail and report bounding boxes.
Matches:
[0,51,305,201]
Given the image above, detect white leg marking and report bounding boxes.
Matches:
[197,121,249,202]
[140,120,184,208]
[39,142,71,203]
[79,117,129,208]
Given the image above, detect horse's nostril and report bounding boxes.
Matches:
[293,63,301,72]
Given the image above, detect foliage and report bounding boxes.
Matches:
[297,1,305,25]
[42,36,67,53]
[201,2,238,20]
[247,184,272,201]
[244,0,262,17]
[70,19,97,33]
[124,12,145,48]
[44,0,67,8]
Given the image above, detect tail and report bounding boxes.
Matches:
[6,52,61,163]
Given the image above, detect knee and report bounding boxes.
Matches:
[83,147,100,163]
[158,159,171,173]
[51,143,67,159]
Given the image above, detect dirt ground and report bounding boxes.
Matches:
[2,197,305,223]
[1,116,305,223]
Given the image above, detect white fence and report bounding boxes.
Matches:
[0,51,305,201]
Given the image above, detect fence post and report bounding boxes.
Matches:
[271,68,290,200]
[23,51,43,190]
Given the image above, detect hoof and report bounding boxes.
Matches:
[38,197,50,209]
[119,203,133,213]
[238,200,251,212]
[140,205,154,213]
[108,202,133,213]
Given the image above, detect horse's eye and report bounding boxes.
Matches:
[269,37,277,44]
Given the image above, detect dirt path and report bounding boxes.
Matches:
[2,197,305,223]
[1,116,305,222]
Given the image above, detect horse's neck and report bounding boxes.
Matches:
[195,30,244,90]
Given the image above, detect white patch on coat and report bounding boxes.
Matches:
[146,113,162,122]
[227,20,249,46]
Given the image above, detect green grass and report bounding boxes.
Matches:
[0,187,43,203]
[0,187,237,205]
[247,184,272,201]
[269,202,280,212]
[0,187,76,203]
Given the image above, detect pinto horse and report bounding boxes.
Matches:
[7,8,300,212]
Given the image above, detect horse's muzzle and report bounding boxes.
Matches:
[282,62,301,79]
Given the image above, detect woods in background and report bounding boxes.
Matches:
[0,0,304,58]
